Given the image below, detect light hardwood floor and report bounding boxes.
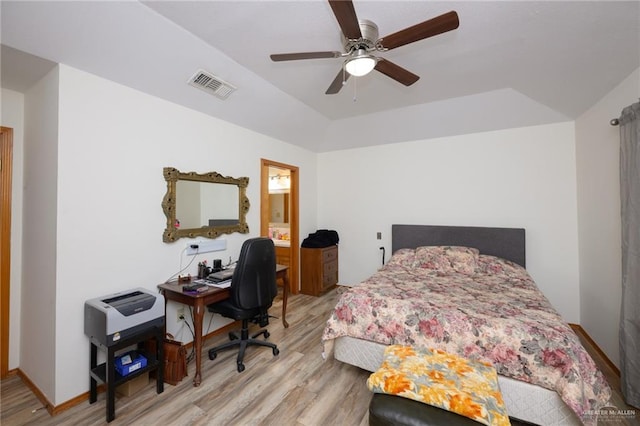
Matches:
[1,288,638,426]
[1,289,372,426]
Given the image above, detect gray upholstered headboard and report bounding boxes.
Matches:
[392,224,526,267]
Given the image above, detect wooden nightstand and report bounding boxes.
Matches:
[300,245,338,296]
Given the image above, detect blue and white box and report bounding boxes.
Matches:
[115,352,147,376]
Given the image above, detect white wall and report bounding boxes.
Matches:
[1,88,24,371]
[575,67,640,367]
[317,122,581,322]
[21,67,60,403]
[20,65,316,405]
[9,60,634,406]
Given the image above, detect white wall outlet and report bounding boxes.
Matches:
[185,239,227,256]
[177,307,185,321]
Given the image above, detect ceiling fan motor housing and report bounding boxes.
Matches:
[342,19,379,52]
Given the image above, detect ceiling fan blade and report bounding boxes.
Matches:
[270,51,342,62]
[379,10,459,50]
[325,68,350,94]
[374,59,420,86]
[328,0,362,40]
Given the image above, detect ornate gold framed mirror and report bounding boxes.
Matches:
[162,167,250,242]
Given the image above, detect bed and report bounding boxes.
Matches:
[322,225,611,425]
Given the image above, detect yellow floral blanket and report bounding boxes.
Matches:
[367,345,511,426]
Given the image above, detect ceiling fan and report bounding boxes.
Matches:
[270,0,459,95]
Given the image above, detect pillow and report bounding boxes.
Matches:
[414,246,479,274]
[385,248,416,268]
[367,345,510,426]
[477,255,525,277]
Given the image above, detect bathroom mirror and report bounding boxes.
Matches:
[268,167,291,225]
[269,193,290,223]
[162,167,250,242]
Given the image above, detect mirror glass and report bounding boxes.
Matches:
[269,193,289,223]
[176,180,239,229]
[268,167,290,227]
[268,166,291,245]
[162,167,249,242]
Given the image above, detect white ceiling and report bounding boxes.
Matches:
[2,1,639,152]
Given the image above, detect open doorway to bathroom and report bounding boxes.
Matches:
[261,159,299,294]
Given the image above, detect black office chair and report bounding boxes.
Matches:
[207,237,280,372]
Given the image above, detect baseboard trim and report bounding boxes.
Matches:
[568,323,620,377]
[16,369,54,415]
[14,320,239,417]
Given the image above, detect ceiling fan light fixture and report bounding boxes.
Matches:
[345,50,376,77]
[269,4,460,95]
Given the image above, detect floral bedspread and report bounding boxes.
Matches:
[322,248,611,424]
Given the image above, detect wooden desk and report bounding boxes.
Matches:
[276,264,290,329]
[158,264,289,386]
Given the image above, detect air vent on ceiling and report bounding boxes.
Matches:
[188,69,236,100]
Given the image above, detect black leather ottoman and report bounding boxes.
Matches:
[369,393,481,426]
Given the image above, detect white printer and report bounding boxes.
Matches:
[84,287,164,347]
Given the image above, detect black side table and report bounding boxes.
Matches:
[89,325,164,422]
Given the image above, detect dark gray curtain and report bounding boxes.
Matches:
[619,101,640,408]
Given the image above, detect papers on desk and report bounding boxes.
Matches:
[194,278,232,288]
[192,276,232,289]
[208,279,231,289]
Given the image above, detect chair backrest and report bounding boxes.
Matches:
[230,237,277,310]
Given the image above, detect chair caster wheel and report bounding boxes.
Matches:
[209,351,217,360]
[264,331,270,339]
[273,347,280,356]
[237,363,245,373]
[229,332,237,340]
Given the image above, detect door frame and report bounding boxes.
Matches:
[1,126,13,378]
[261,159,299,294]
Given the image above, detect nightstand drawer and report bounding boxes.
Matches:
[323,247,338,263]
[323,260,338,277]
[322,274,338,286]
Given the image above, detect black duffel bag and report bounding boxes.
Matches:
[301,229,339,248]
